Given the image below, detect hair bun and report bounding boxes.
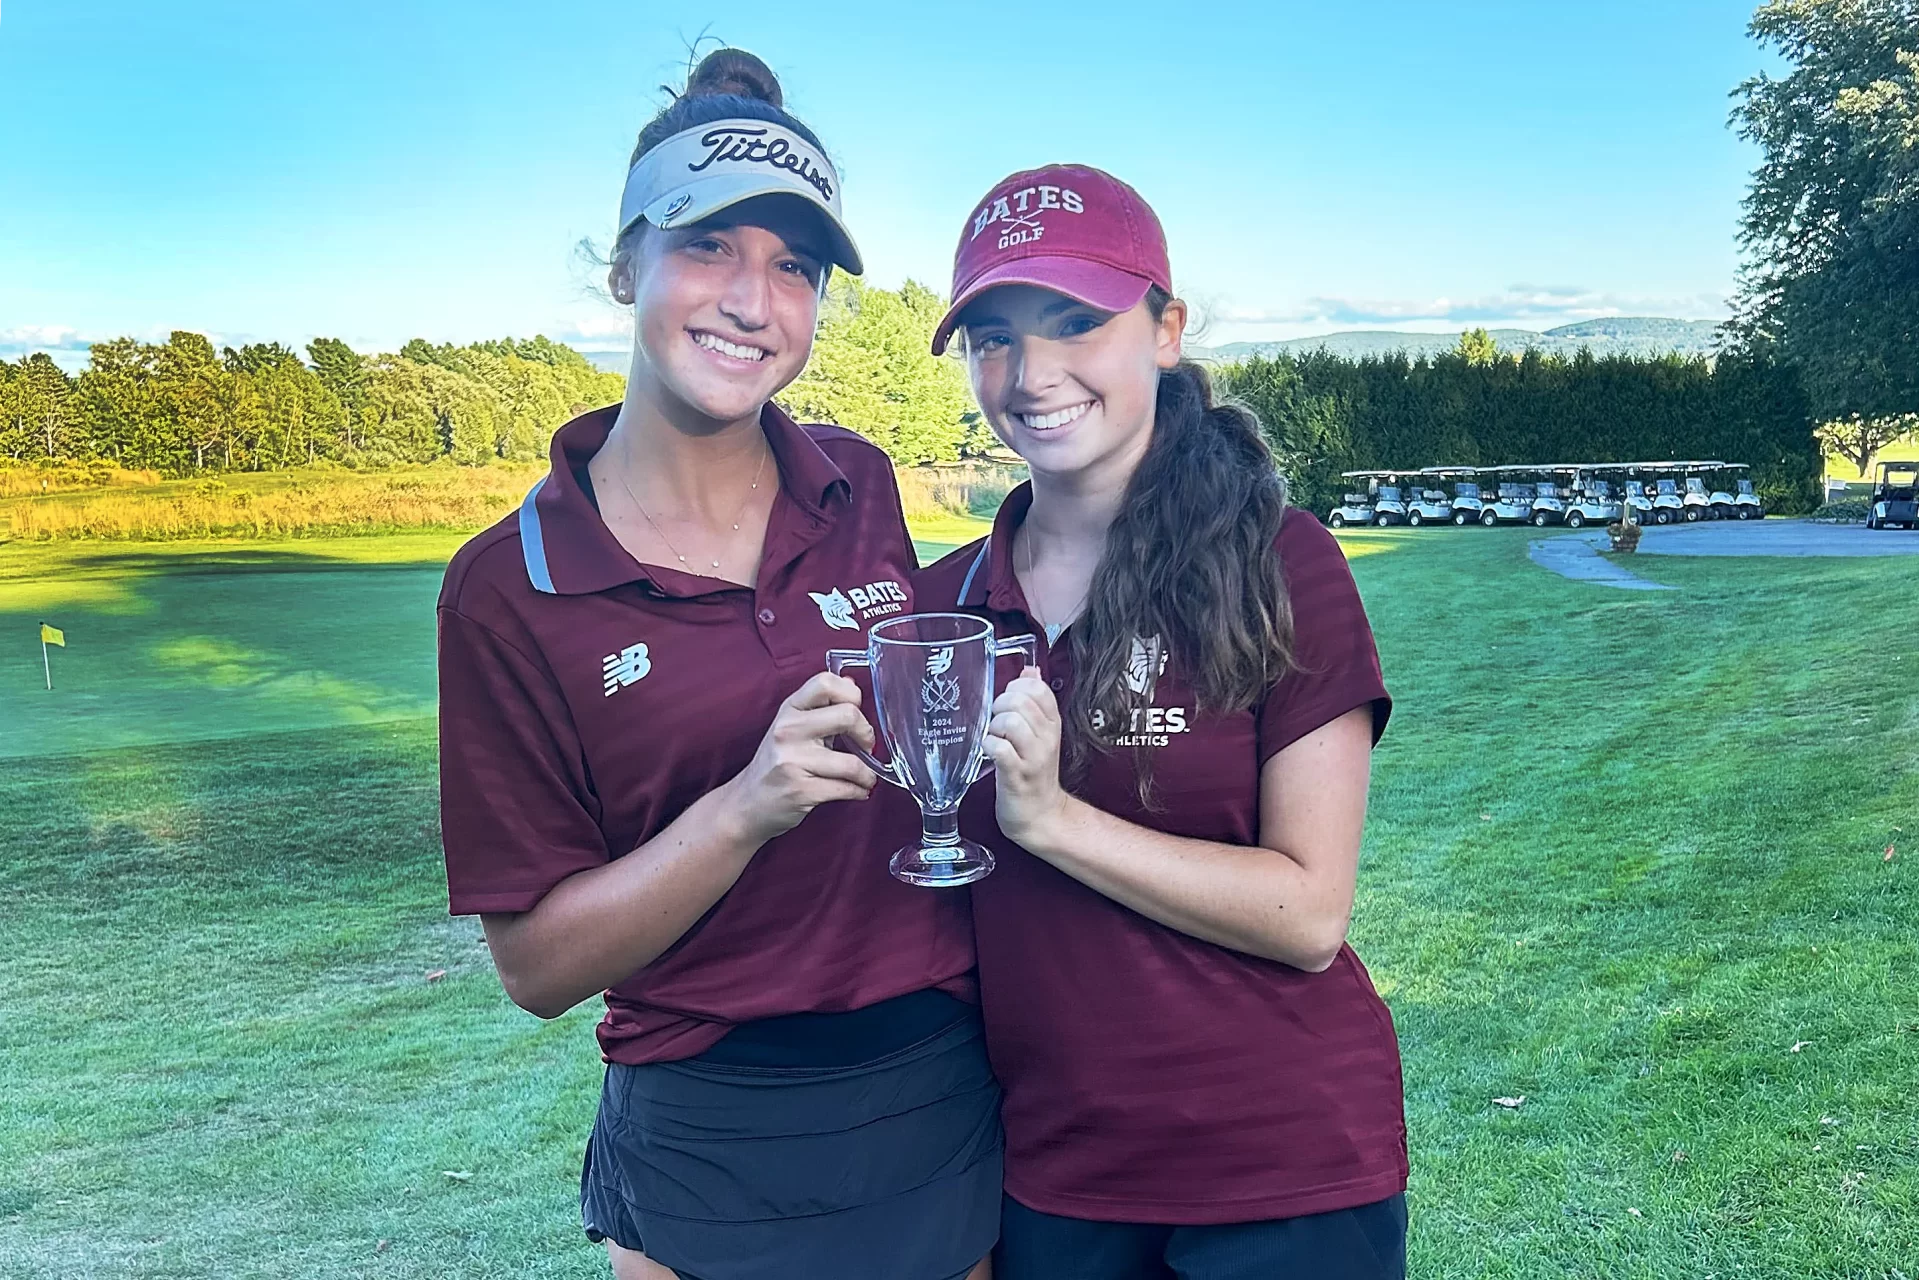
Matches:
[683,48,783,108]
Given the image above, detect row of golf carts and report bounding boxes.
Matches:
[1326,461,1766,529]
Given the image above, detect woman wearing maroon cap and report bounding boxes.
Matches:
[921,165,1408,1278]
[436,50,998,1280]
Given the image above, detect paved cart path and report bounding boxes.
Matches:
[1637,518,1919,556]
[1527,531,1673,590]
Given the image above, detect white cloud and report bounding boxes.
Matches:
[545,310,633,348]
[1,324,321,369]
[0,325,94,352]
[1209,285,1731,340]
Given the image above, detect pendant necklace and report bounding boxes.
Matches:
[616,441,768,573]
[1022,522,1084,646]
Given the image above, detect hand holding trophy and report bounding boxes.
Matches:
[827,613,1037,886]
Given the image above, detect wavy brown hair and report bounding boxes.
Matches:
[1062,287,1295,803]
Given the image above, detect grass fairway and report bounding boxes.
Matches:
[3,524,1916,1278]
[0,528,982,759]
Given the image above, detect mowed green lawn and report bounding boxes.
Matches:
[2,523,1915,1278]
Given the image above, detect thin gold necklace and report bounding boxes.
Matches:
[1021,521,1085,645]
[616,441,768,572]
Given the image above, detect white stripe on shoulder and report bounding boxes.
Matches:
[956,539,991,606]
[518,477,556,594]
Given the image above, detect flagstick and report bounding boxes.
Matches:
[43,638,52,691]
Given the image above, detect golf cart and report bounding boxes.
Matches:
[1704,465,1743,520]
[1331,471,1410,527]
[1701,463,1764,519]
[1404,480,1454,527]
[1677,461,1724,522]
[1555,467,1623,529]
[1368,470,1452,526]
[1478,472,1537,526]
[1647,472,1688,524]
[1526,472,1568,527]
[1325,486,1375,529]
[1609,468,1657,525]
[1422,467,1487,525]
[1866,461,1919,530]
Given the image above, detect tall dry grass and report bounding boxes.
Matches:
[2,466,542,541]
[894,462,1025,521]
[1,458,1027,542]
[0,462,163,497]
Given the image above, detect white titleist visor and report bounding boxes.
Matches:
[617,119,863,275]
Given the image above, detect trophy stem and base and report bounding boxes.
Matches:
[889,807,995,888]
[827,615,1036,890]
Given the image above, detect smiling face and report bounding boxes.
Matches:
[960,284,1185,487]
[611,194,827,430]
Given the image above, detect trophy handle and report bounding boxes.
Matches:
[825,648,904,788]
[973,632,1040,782]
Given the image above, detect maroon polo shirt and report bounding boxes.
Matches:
[437,403,974,1065]
[921,485,1405,1224]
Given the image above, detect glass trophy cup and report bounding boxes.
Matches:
[827,613,1037,886]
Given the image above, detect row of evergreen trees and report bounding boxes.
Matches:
[1220,344,1822,514]
[0,333,625,476]
[4,300,1821,516]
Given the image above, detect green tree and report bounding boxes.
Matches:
[1815,412,1919,477]
[1213,347,1818,515]
[152,332,225,471]
[75,338,155,465]
[401,337,622,461]
[7,354,79,461]
[7,332,620,475]
[307,338,369,450]
[1217,353,1354,509]
[0,361,15,459]
[354,357,445,465]
[1455,327,1501,366]
[210,368,266,470]
[1730,0,1919,419]
[781,276,975,463]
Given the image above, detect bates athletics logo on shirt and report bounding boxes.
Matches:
[808,579,909,631]
[1092,636,1192,748]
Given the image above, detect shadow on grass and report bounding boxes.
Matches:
[0,541,453,758]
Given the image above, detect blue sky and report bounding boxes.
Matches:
[0,0,1772,368]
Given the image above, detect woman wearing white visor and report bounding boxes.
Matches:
[436,49,998,1280]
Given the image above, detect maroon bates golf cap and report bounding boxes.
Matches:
[931,164,1173,355]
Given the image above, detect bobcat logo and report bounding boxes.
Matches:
[922,647,961,712]
[808,588,859,631]
[1095,637,1189,745]
[1123,636,1168,697]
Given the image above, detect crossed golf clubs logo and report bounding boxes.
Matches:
[922,646,961,713]
[1001,210,1043,236]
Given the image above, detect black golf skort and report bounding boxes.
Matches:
[582,993,1001,1280]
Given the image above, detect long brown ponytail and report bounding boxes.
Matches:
[1063,288,1295,803]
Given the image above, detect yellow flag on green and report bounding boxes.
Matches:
[40,623,65,647]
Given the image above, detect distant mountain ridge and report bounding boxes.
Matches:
[1196,317,1723,363]
[580,318,1722,375]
